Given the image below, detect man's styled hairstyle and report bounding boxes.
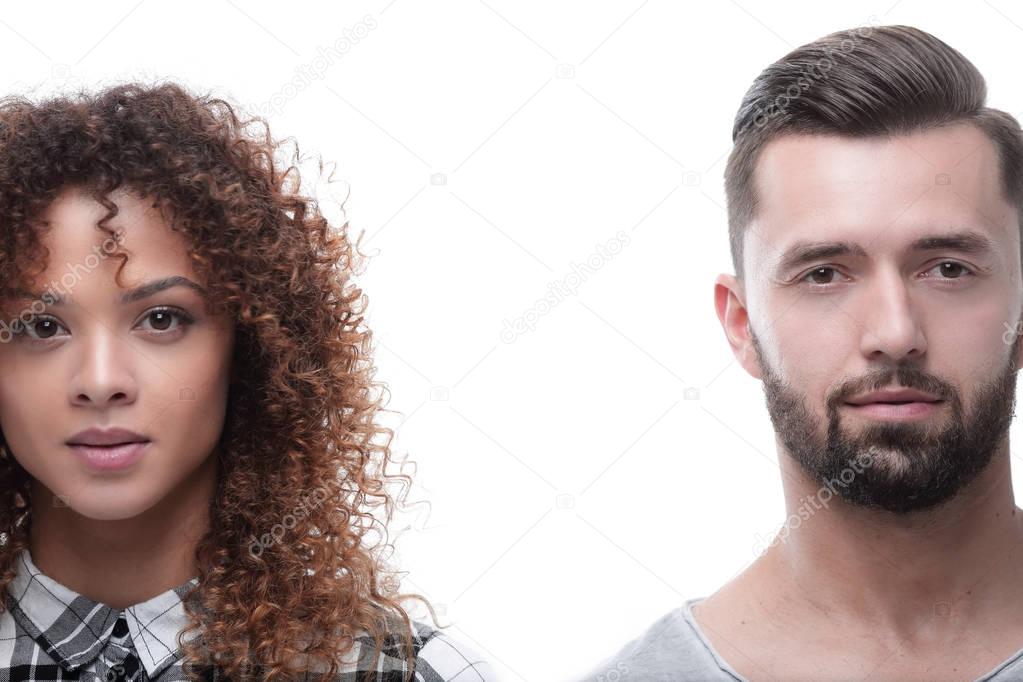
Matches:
[724,24,1023,282]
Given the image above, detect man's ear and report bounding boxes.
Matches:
[714,273,762,380]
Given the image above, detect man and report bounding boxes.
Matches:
[585,24,1023,681]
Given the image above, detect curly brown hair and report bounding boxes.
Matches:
[0,80,438,680]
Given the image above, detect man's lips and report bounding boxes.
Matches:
[843,400,943,419]
[845,388,942,405]
[845,400,943,405]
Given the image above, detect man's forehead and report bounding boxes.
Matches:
[779,129,996,191]
[745,125,1014,275]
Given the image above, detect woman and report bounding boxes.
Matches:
[0,82,494,681]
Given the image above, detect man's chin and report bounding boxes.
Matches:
[811,439,988,514]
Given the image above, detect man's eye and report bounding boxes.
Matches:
[800,266,841,286]
[926,261,973,279]
[798,261,975,289]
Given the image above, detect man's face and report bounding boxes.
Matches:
[720,123,1023,514]
[0,186,235,521]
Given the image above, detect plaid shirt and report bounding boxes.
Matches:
[0,548,496,681]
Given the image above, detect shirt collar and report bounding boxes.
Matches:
[5,547,201,679]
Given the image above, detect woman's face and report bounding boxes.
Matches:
[0,186,235,521]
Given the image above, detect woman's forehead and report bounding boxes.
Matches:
[36,189,196,275]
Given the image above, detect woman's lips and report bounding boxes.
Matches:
[68,441,150,471]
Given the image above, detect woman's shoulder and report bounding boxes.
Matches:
[344,617,501,681]
[411,620,499,681]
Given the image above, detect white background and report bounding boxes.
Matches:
[4,2,1023,681]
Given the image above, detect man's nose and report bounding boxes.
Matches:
[857,270,927,363]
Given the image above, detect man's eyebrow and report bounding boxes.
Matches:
[774,230,997,277]
[9,275,206,306]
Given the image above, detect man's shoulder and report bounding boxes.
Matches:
[580,601,736,681]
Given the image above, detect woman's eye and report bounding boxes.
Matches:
[138,307,193,333]
[14,307,194,343]
[18,316,66,341]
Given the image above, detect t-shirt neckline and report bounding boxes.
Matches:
[681,596,1023,682]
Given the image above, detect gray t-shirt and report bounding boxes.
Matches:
[581,597,1023,681]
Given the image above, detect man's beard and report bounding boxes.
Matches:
[750,326,1020,514]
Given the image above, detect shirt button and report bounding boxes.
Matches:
[104,655,135,681]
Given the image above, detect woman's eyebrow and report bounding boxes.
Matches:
[8,275,207,307]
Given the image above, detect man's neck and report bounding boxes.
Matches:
[759,444,1023,642]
